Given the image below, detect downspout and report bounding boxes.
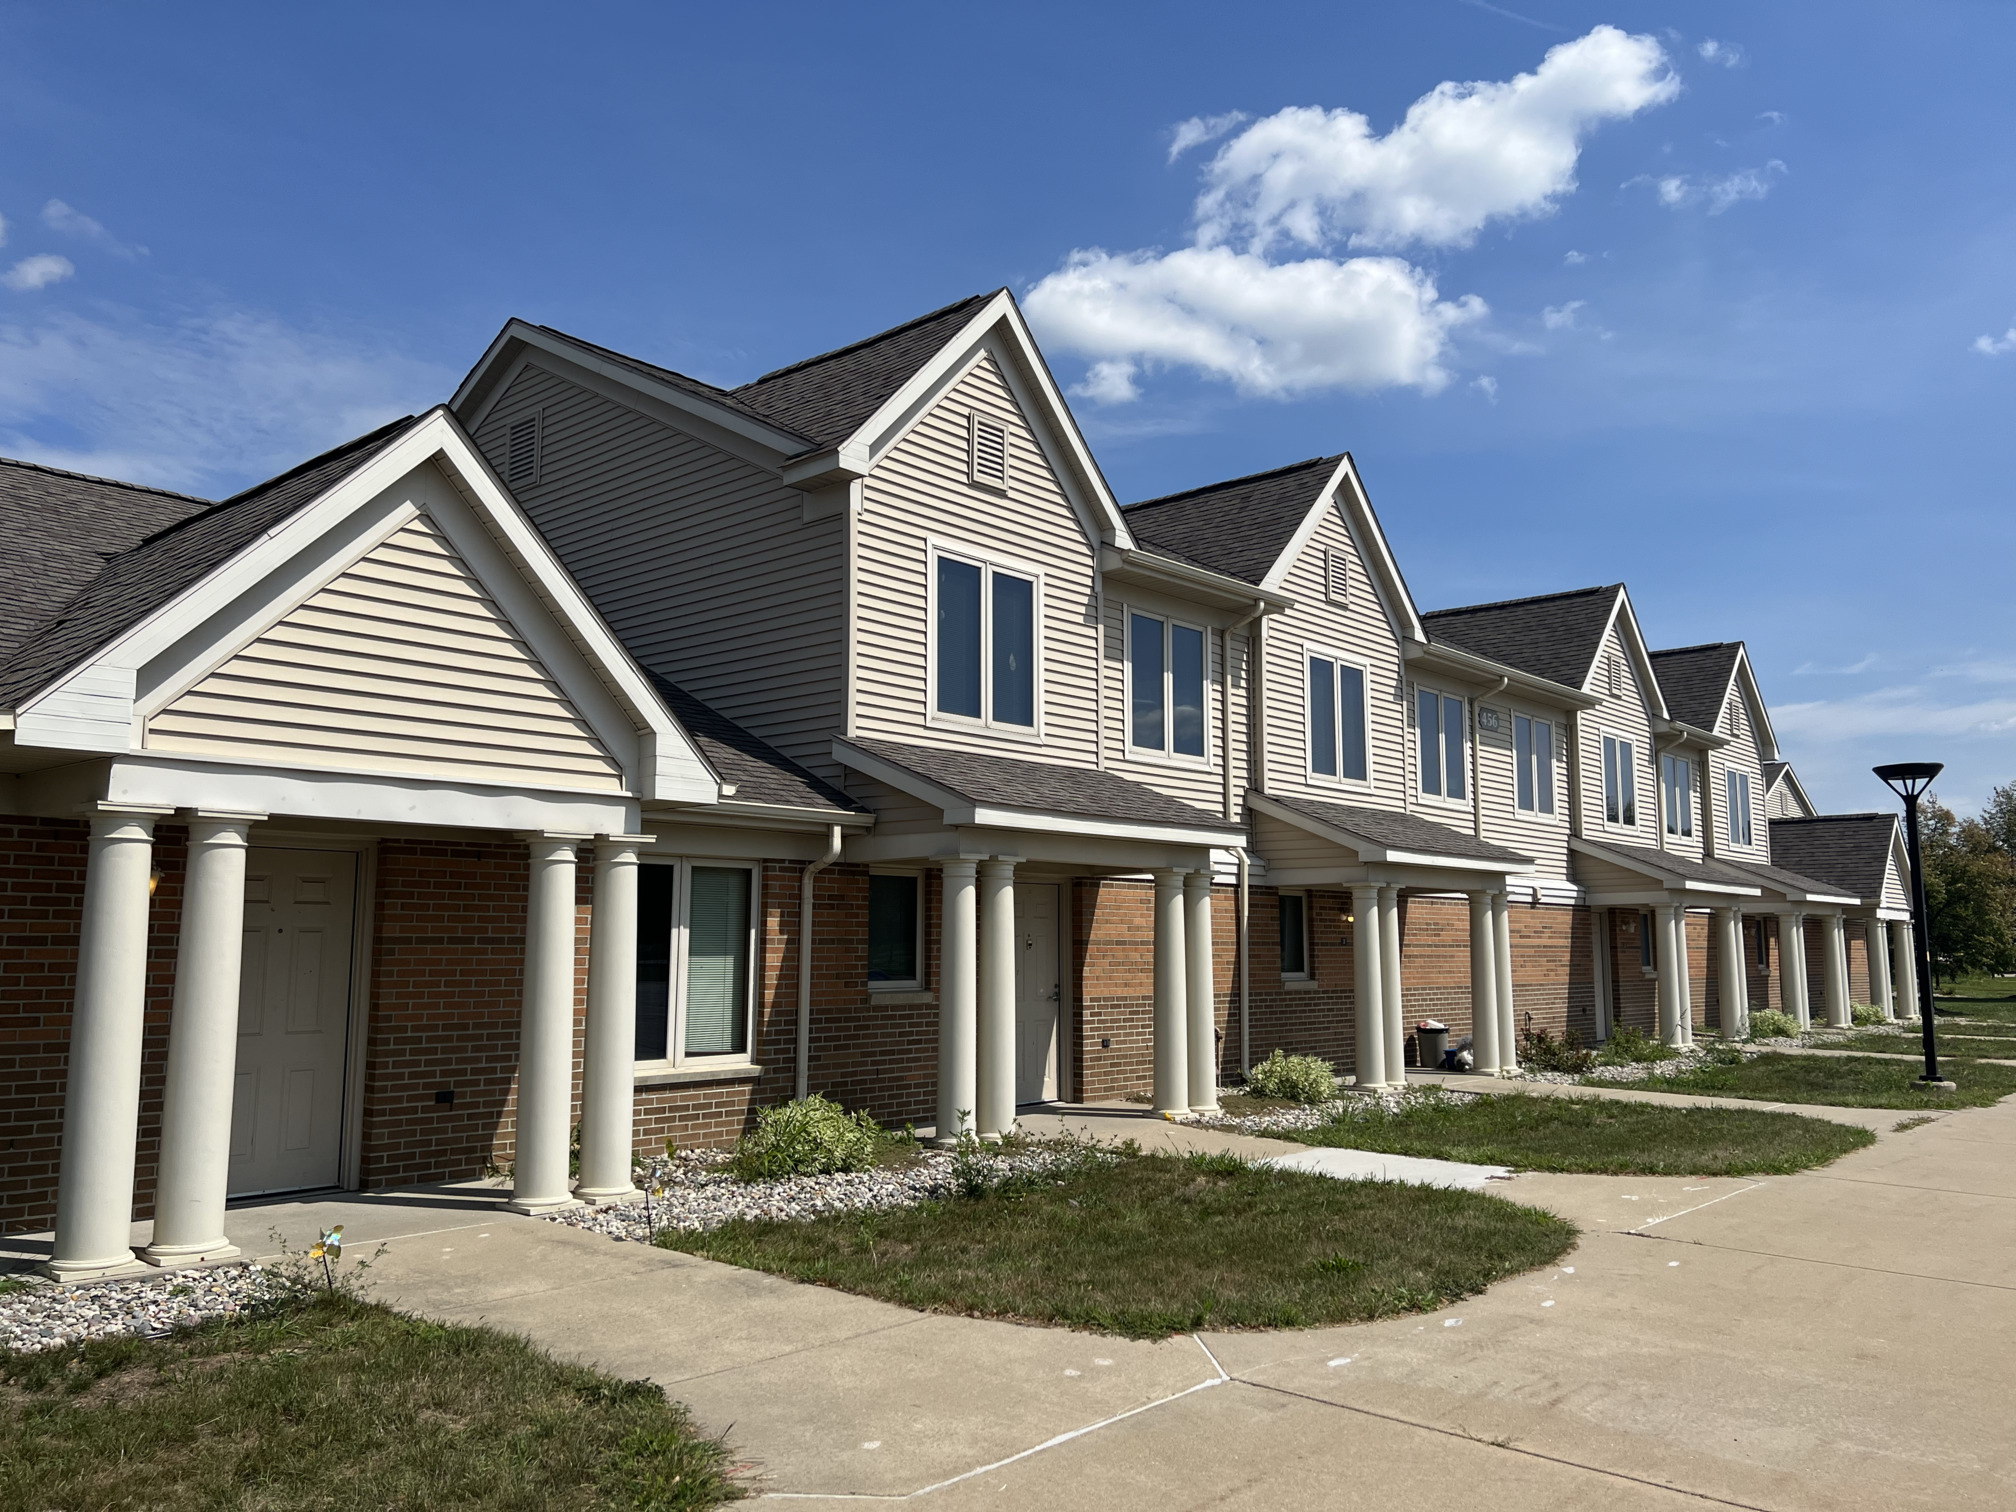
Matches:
[1224,602,1265,1078]
[1473,675,1508,840]
[795,824,844,1102]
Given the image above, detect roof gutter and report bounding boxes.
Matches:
[1652,717,1732,750]
[1097,546,1295,615]
[1404,639,1600,709]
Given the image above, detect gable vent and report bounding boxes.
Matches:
[506,413,541,489]
[1324,546,1349,605]
[970,413,1009,490]
[1607,653,1623,697]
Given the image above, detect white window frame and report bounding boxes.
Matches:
[866,868,925,993]
[1278,889,1311,981]
[1512,708,1558,816]
[1662,753,1696,839]
[968,410,1010,491]
[635,857,760,1072]
[1602,732,1640,829]
[926,539,1045,740]
[1124,608,1213,766]
[1304,641,1373,789]
[1413,681,1470,807]
[1726,768,1753,848]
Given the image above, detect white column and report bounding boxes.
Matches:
[1868,917,1895,1021]
[509,837,582,1215]
[1378,886,1404,1081]
[576,837,644,1202]
[1715,907,1747,1041]
[1351,886,1386,1086]
[1823,913,1851,1028]
[1591,907,1614,1042]
[142,815,259,1267]
[1184,871,1218,1113]
[1152,869,1189,1116]
[1655,904,1683,1047]
[1781,913,1810,1029]
[935,860,979,1145]
[46,808,162,1280]
[1891,919,1919,1023]
[976,859,1017,1139]
[1493,890,1517,1073]
[1469,891,1500,1074]
[1676,909,1695,1045]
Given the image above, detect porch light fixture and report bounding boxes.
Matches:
[1873,762,1948,1088]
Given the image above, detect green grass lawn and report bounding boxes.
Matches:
[1835,1029,2016,1060]
[1642,1052,2016,1109]
[1272,1091,1871,1175]
[0,1292,742,1510]
[657,1151,1575,1340]
[1933,973,2016,1025]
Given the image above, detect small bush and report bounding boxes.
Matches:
[1244,1049,1338,1104]
[1748,1009,1799,1040]
[1518,1026,1595,1074]
[1594,1024,1677,1065]
[1850,1004,1887,1026]
[731,1094,885,1181]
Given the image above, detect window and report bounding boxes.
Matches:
[1128,613,1207,759]
[1662,754,1695,838]
[1755,918,1770,969]
[1323,546,1349,605]
[634,860,757,1064]
[506,413,541,488]
[969,413,1009,489]
[868,874,921,988]
[934,549,1037,730]
[1307,652,1369,782]
[1640,910,1656,969]
[1416,687,1467,801]
[1279,892,1309,978]
[1603,734,1638,826]
[1514,714,1556,814]
[1727,769,1753,846]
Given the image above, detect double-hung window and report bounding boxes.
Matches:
[1129,612,1208,759]
[867,873,922,990]
[1279,892,1309,979]
[1307,651,1369,783]
[1513,713,1556,814]
[1662,754,1695,838]
[1603,734,1638,826]
[1416,687,1467,801]
[1726,769,1753,846]
[635,860,758,1065]
[934,549,1037,731]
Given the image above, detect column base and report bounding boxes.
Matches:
[504,1194,582,1216]
[1153,1106,1192,1120]
[1189,1100,1221,1115]
[573,1185,641,1207]
[40,1252,150,1282]
[138,1239,241,1268]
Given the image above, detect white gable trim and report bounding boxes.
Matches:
[1591,589,1670,722]
[1726,646,1783,763]
[1249,456,1422,642]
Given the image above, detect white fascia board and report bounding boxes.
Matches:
[1256,456,1424,645]
[1653,717,1732,751]
[1405,641,1600,710]
[832,738,970,816]
[1248,792,1532,873]
[1098,547,1291,616]
[699,800,875,829]
[1608,589,1671,722]
[1569,837,1759,896]
[1731,648,1784,763]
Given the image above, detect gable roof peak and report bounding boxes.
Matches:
[1123,454,1343,515]
[1423,583,1619,619]
[742,290,1002,387]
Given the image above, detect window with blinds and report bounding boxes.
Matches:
[631,859,755,1064]
[970,413,1009,489]
[506,413,541,488]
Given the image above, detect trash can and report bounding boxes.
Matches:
[1416,1021,1448,1072]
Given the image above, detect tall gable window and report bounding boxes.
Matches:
[934,548,1037,730]
[1307,650,1369,783]
[1603,734,1638,826]
[1129,613,1207,759]
[506,412,541,488]
[635,859,757,1065]
[1416,687,1467,801]
[969,412,1009,490]
[1727,769,1753,846]
[1514,714,1555,814]
[1662,754,1695,838]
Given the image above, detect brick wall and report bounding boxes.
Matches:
[1505,901,1594,1046]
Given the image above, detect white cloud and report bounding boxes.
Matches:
[1775,687,2016,742]
[1542,299,1585,330]
[0,306,447,493]
[1758,110,1786,125]
[1634,160,1786,213]
[0,212,8,248]
[3,254,75,291]
[1697,39,1743,67]
[1793,653,1878,675]
[1563,249,1586,265]
[42,199,147,259]
[1973,324,2016,356]
[1168,112,1249,163]
[1190,26,1677,254]
[1472,374,1499,402]
[1025,245,1485,399]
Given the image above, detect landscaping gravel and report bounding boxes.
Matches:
[0,1262,277,1354]
[1198,1085,1473,1136]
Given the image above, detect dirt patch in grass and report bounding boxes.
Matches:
[657,1151,1574,1340]
[1274,1091,1871,1175]
[1644,1052,2016,1109]
[0,1292,743,1510]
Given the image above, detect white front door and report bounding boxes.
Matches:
[228,848,357,1196]
[1014,883,1060,1104]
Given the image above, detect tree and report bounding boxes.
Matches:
[1921,796,2016,985]
[1981,779,2016,859]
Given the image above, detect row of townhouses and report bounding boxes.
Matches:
[0,290,1922,1279]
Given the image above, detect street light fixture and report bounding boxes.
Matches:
[1873,762,1950,1089]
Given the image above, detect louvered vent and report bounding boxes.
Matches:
[1608,653,1623,697]
[970,413,1009,489]
[1324,546,1349,604]
[506,414,541,488]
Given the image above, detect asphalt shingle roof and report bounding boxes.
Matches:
[647,676,866,816]
[1255,791,1534,865]
[1767,814,1900,903]
[1650,643,1742,732]
[0,419,414,709]
[1119,456,1340,586]
[1576,836,1847,899]
[1420,586,1620,692]
[839,736,1232,831]
[531,326,801,441]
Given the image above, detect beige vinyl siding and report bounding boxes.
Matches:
[1250,810,1363,869]
[473,363,847,777]
[1765,776,1814,820]
[1475,698,1573,881]
[1577,622,1656,845]
[1880,848,1910,911]
[1709,680,1768,862]
[148,513,624,792]
[854,354,1100,768]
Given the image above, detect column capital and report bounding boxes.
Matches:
[1152,866,1190,882]
[978,857,1018,881]
[183,814,261,846]
[939,856,980,880]
[598,831,657,845]
[1182,869,1212,895]
[78,803,168,840]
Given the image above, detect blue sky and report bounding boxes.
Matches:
[1,2,2011,816]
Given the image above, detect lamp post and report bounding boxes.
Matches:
[1873,762,1950,1089]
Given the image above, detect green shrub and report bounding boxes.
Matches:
[1594,1024,1677,1065]
[731,1094,885,1180]
[1850,1003,1887,1026]
[1244,1048,1338,1104]
[1748,1008,1799,1040]
[1517,1026,1595,1074]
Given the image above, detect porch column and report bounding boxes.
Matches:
[976,859,1017,1139]
[935,859,979,1145]
[1351,886,1386,1086]
[577,836,645,1203]
[1867,916,1895,1020]
[1469,891,1500,1074]
[1655,904,1684,1047]
[1152,869,1189,1117]
[1492,890,1517,1073]
[509,836,582,1215]
[142,814,261,1267]
[1591,907,1614,1042]
[1822,913,1852,1028]
[1677,909,1695,1045]
[46,808,163,1280]
[1781,913,1811,1029]
[1378,886,1404,1081]
[1891,919,1919,1022]
[1715,907,1747,1040]
[1184,871,1218,1113]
